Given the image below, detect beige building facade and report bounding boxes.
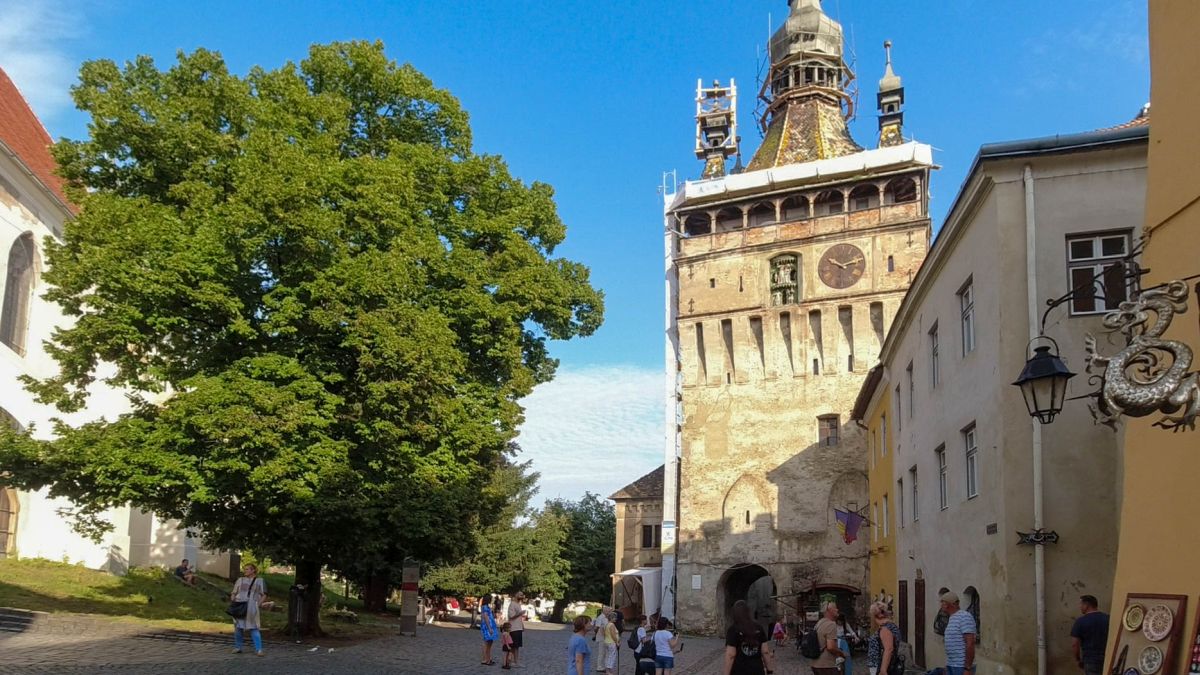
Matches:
[859,120,1147,672]
[663,0,932,634]
[610,465,665,574]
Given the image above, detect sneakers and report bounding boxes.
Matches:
[231,648,242,654]
[256,651,265,657]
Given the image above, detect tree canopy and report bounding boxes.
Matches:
[545,493,616,618]
[0,41,602,631]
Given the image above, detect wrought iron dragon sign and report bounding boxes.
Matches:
[1084,280,1200,431]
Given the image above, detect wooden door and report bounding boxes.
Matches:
[914,577,926,667]
[898,579,909,643]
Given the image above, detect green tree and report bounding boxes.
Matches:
[0,41,601,634]
[544,493,615,622]
[423,459,569,603]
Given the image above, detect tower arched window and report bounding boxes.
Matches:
[682,213,711,237]
[884,177,918,205]
[747,202,774,228]
[781,195,809,222]
[770,254,800,306]
[715,207,742,233]
[1,233,36,356]
[815,190,844,216]
[849,184,880,211]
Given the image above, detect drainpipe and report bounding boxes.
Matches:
[1023,164,1047,675]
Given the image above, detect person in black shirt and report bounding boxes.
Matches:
[724,600,775,675]
[1070,595,1109,675]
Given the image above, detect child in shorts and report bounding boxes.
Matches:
[500,622,514,670]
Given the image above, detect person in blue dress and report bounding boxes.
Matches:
[567,614,593,675]
[480,593,499,666]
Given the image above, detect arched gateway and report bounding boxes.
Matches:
[719,564,777,635]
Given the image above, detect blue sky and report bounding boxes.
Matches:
[2,0,1149,503]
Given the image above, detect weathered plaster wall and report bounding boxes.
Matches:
[614,498,663,573]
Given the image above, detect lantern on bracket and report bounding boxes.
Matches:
[1013,337,1076,424]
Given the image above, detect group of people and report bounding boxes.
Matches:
[478,601,682,675]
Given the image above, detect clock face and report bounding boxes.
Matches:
[818,243,866,289]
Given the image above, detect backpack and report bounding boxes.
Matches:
[627,628,641,650]
[800,627,822,659]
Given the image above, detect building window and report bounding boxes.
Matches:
[959,279,975,355]
[964,424,979,499]
[770,254,799,306]
[936,445,949,510]
[818,415,840,446]
[1067,231,1132,315]
[882,493,890,538]
[873,502,880,542]
[929,323,940,387]
[1,233,36,356]
[887,255,895,272]
[642,524,661,549]
[881,413,887,455]
[906,361,914,418]
[898,478,905,527]
[910,467,919,522]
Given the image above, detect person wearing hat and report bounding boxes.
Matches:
[507,591,529,668]
[940,591,976,675]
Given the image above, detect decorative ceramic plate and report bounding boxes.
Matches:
[1140,645,1164,674]
[1125,604,1146,631]
[1143,604,1174,642]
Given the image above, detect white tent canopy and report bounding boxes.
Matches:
[611,567,662,620]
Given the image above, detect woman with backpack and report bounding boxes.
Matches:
[723,600,775,675]
[631,615,658,675]
[867,601,902,675]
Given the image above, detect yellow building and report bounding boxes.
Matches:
[1104,3,1200,674]
[852,368,897,609]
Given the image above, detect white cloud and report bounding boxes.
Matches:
[515,365,664,507]
[0,0,81,127]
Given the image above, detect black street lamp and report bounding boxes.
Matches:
[1012,338,1076,424]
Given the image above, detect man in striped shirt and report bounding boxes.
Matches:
[940,591,976,674]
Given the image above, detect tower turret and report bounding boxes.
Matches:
[877,40,905,147]
[746,0,862,170]
[695,79,739,179]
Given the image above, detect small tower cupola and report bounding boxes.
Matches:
[877,40,906,148]
[695,79,738,179]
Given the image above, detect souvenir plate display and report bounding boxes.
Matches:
[1126,604,1147,631]
[1140,644,1164,674]
[1109,594,1188,675]
[1144,605,1175,642]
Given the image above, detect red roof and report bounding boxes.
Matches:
[0,67,73,209]
[1097,104,1150,132]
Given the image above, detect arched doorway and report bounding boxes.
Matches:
[0,488,17,558]
[720,564,776,635]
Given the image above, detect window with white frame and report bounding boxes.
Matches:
[881,413,888,455]
[907,361,915,418]
[930,323,940,387]
[898,478,905,527]
[895,384,902,431]
[964,423,979,499]
[873,502,880,542]
[910,466,919,521]
[937,445,948,510]
[883,493,890,538]
[1066,231,1132,315]
[959,279,975,355]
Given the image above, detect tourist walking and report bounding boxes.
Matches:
[772,617,786,648]
[603,608,620,674]
[723,599,775,675]
[940,591,976,675]
[810,601,846,675]
[480,593,499,666]
[866,602,901,675]
[568,615,593,675]
[507,591,529,668]
[592,607,610,672]
[653,616,681,675]
[634,615,657,675]
[229,563,267,656]
[836,615,858,675]
[1070,595,1109,675]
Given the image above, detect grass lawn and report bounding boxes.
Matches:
[0,558,399,640]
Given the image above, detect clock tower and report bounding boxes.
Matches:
[660,0,933,633]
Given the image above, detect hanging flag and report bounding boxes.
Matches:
[835,508,865,544]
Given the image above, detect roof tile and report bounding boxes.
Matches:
[0,67,72,209]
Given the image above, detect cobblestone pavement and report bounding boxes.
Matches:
[0,620,873,674]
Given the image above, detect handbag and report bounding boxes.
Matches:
[226,577,254,618]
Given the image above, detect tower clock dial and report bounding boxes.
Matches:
[818,243,867,289]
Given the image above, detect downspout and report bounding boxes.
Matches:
[661,197,681,622]
[1023,164,1048,675]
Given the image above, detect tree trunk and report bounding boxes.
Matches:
[362,569,390,612]
[550,597,567,624]
[287,559,324,637]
